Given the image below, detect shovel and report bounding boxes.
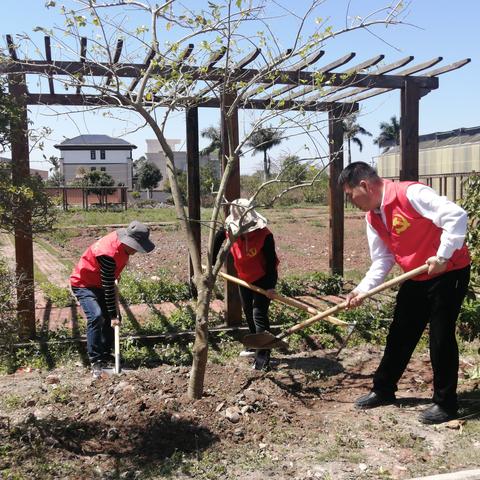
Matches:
[242,264,429,350]
[218,269,349,327]
[114,323,121,374]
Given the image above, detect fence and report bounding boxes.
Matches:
[384,171,477,202]
[44,186,128,211]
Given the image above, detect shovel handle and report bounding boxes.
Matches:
[217,269,348,326]
[280,264,429,339]
[114,324,121,374]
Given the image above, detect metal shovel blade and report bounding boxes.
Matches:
[242,332,288,350]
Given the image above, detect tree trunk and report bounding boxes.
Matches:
[188,276,212,399]
[263,150,268,182]
[348,137,352,165]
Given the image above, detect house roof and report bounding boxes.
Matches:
[384,126,480,154]
[54,135,137,149]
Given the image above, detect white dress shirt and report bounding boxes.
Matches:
[355,183,468,293]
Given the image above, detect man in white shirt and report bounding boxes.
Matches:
[338,162,470,424]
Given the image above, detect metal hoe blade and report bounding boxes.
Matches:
[242,332,289,350]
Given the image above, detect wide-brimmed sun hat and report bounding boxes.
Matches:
[225,198,267,235]
[117,221,155,253]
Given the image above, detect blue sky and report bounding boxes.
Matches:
[1,0,478,174]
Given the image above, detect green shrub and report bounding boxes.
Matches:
[277,272,343,297]
[461,173,480,288]
[120,270,191,304]
[40,281,74,307]
[0,259,19,373]
[458,298,480,342]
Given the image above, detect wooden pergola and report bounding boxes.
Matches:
[1,34,470,337]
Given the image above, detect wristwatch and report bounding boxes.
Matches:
[436,256,448,265]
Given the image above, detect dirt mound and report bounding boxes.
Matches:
[1,347,479,479]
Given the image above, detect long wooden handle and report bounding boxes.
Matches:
[279,264,429,339]
[114,325,121,374]
[217,269,348,326]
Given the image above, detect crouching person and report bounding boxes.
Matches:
[213,199,279,371]
[70,221,155,378]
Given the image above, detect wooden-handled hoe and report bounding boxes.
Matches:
[241,264,429,350]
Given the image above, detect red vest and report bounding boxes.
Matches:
[366,180,470,281]
[228,227,278,283]
[70,231,129,288]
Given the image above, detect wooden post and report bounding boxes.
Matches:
[328,107,344,276]
[221,93,242,327]
[400,79,420,181]
[186,107,201,296]
[8,73,36,339]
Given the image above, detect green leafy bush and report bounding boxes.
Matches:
[458,298,480,342]
[0,259,18,373]
[461,173,480,288]
[277,272,343,297]
[120,270,191,304]
[40,281,74,307]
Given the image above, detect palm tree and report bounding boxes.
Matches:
[342,114,372,165]
[200,125,222,162]
[246,126,284,181]
[374,115,401,153]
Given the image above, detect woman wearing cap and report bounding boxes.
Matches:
[213,199,279,371]
[70,221,155,378]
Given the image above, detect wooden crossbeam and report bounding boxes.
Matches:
[25,92,358,113]
[253,49,325,100]
[345,57,444,103]
[311,55,415,103]
[282,54,385,103]
[6,34,18,60]
[127,47,155,92]
[424,58,471,77]
[206,46,227,71]
[44,36,55,95]
[194,48,262,98]
[105,38,124,86]
[1,59,442,90]
[76,37,87,95]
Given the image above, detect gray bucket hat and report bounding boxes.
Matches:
[117,221,155,253]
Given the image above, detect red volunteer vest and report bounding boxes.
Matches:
[70,231,129,288]
[366,180,470,281]
[228,227,278,283]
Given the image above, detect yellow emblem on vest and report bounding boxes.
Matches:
[392,213,411,234]
[247,247,257,257]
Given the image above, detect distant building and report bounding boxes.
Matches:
[54,135,136,188]
[375,126,480,200]
[0,156,48,179]
[145,138,217,189]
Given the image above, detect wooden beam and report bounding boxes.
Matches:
[282,54,384,102]
[105,38,124,86]
[186,107,201,295]
[221,92,242,327]
[328,107,344,276]
[318,56,415,103]
[7,73,36,339]
[400,78,420,181]
[206,47,227,71]
[76,37,87,95]
[2,59,441,90]
[424,58,471,77]
[44,36,55,94]
[345,57,443,103]
[128,47,155,92]
[25,92,359,113]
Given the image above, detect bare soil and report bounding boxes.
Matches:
[1,347,479,479]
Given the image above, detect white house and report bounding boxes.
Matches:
[55,135,136,188]
[145,138,216,189]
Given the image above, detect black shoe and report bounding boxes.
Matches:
[355,391,396,409]
[418,404,457,424]
[253,350,271,371]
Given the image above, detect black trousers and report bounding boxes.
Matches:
[239,275,274,363]
[373,266,470,410]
